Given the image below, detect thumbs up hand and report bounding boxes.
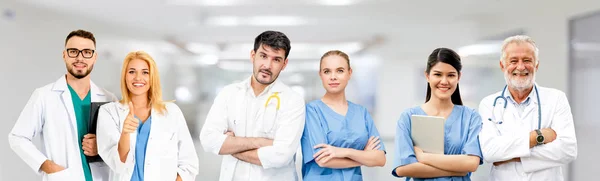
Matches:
[122,102,140,134]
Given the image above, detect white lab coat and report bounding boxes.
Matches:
[8,76,117,181]
[478,84,577,181]
[96,102,199,181]
[199,78,306,181]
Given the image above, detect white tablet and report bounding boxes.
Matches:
[410,115,446,154]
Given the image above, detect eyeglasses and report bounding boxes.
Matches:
[66,48,95,59]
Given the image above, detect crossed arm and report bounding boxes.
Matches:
[220,132,273,166]
[478,93,577,171]
[312,136,386,169]
[393,147,479,178]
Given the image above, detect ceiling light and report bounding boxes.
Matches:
[186,43,220,54]
[204,16,240,26]
[457,41,502,57]
[166,0,242,6]
[246,16,308,26]
[196,54,219,65]
[175,86,193,102]
[317,42,364,55]
[204,16,307,27]
[318,0,357,6]
[217,60,252,72]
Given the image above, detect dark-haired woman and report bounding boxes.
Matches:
[391,48,483,181]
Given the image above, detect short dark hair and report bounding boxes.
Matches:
[253,30,291,58]
[65,29,96,47]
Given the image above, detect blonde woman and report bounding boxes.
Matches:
[97,51,199,181]
[301,50,386,180]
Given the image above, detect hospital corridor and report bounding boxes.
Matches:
[1,0,599,180]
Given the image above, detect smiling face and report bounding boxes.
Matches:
[63,36,97,79]
[319,55,352,94]
[125,58,151,97]
[501,42,538,92]
[425,62,460,100]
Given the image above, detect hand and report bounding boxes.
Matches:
[364,136,381,151]
[413,146,426,162]
[122,102,140,134]
[41,160,65,174]
[176,174,182,181]
[82,134,98,156]
[313,144,348,163]
[541,128,557,143]
[224,131,235,137]
[493,157,521,166]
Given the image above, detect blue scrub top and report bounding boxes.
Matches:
[391,105,483,181]
[131,116,152,181]
[301,100,386,181]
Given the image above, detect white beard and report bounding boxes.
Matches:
[504,69,535,91]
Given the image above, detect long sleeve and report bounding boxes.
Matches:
[7,89,49,174]
[478,99,531,163]
[521,92,578,172]
[257,96,306,169]
[96,104,134,174]
[199,88,230,155]
[172,105,199,181]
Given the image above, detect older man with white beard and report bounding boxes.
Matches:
[477,35,577,181]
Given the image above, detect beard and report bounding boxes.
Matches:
[504,69,535,91]
[67,63,94,79]
[254,68,277,85]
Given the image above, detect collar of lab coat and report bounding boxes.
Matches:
[503,83,540,105]
[114,101,163,117]
[236,75,286,95]
[51,75,109,100]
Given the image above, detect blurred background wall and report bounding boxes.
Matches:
[1,0,599,180]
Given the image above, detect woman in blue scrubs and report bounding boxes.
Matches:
[301,50,386,181]
[391,48,483,180]
[97,51,199,181]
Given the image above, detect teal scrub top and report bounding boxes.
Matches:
[67,85,93,181]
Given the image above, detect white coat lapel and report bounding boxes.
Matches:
[53,76,79,142]
[499,105,522,134]
[255,81,284,134]
[235,86,247,137]
[89,81,107,102]
[147,108,161,156]
[522,102,538,130]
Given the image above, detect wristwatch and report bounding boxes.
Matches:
[535,129,545,145]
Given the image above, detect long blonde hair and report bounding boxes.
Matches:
[119,51,167,114]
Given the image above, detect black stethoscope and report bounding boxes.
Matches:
[488,85,542,130]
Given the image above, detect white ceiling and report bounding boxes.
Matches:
[14,0,600,62]
[16,0,521,43]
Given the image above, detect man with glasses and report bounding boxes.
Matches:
[8,29,117,180]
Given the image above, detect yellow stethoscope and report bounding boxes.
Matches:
[264,92,281,110]
[261,92,280,132]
